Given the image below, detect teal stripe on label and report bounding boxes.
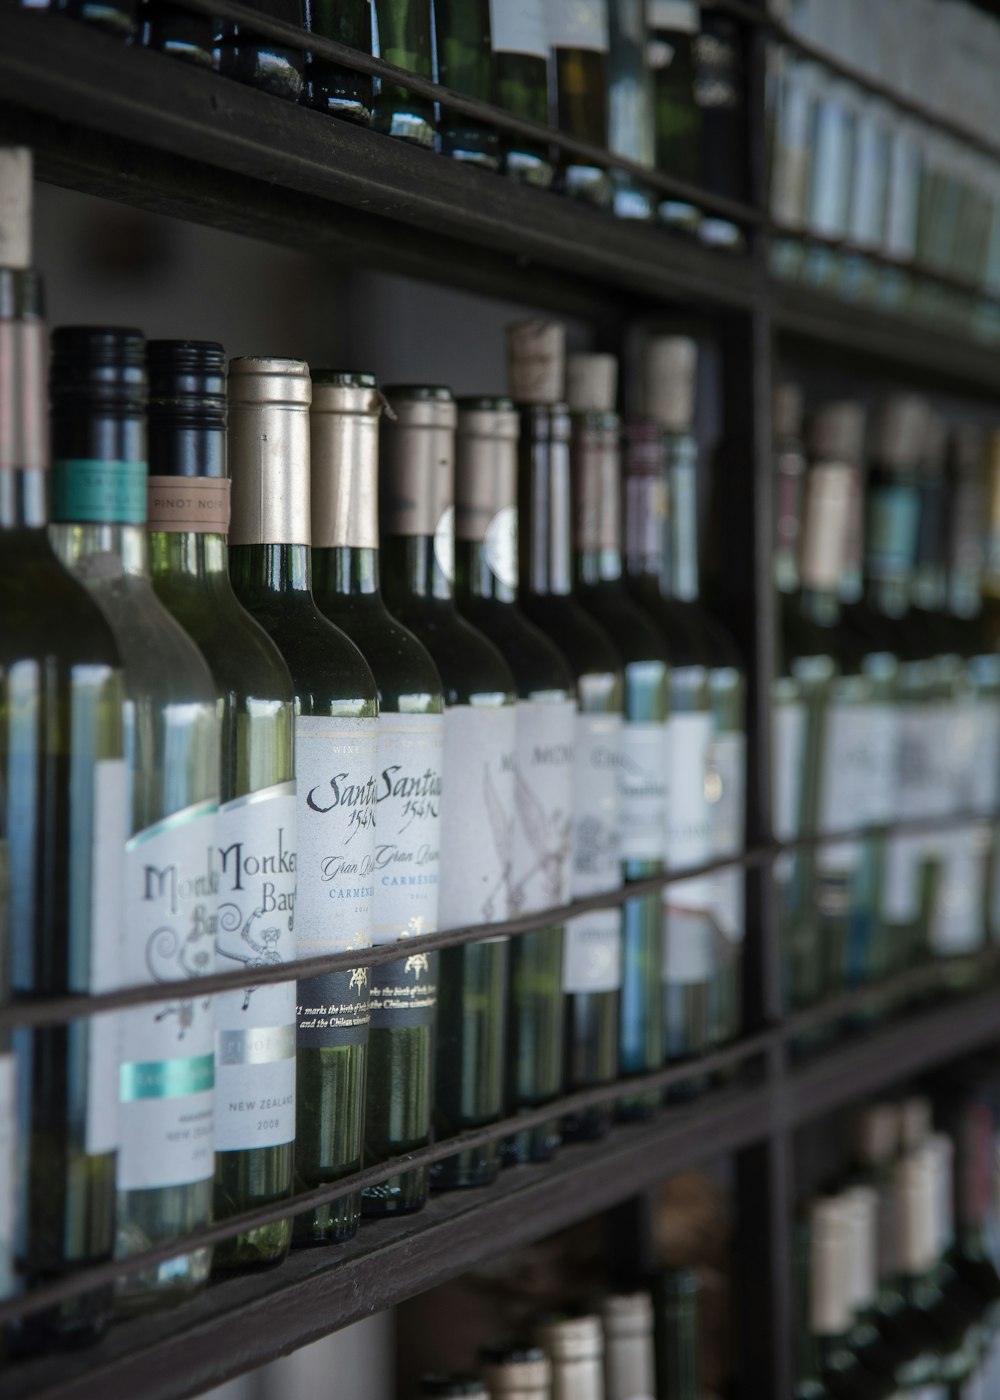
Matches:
[120,1054,214,1102]
[52,459,147,525]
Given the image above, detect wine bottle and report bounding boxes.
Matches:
[489,0,553,187]
[49,327,220,1313]
[372,0,435,146]
[227,358,378,1246]
[1,153,126,1347]
[607,0,655,220]
[309,371,443,1217]
[566,353,668,1119]
[536,1315,605,1400]
[977,430,1000,939]
[599,1292,656,1400]
[215,0,306,100]
[548,0,613,207]
[807,1197,896,1399]
[794,1220,835,1400]
[379,385,517,1190]
[145,341,297,1274]
[480,1343,553,1397]
[303,0,373,122]
[417,1379,489,1399]
[842,398,939,986]
[453,396,573,1165]
[508,323,624,1143]
[142,0,214,69]
[434,0,500,169]
[635,337,747,1064]
[693,10,745,249]
[646,0,701,232]
[653,1268,702,1400]
[621,419,711,1078]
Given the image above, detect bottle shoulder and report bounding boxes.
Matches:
[236,591,378,714]
[384,596,516,705]
[152,573,296,706]
[457,595,576,699]
[315,591,444,710]
[0,538,122,672]
[625,582,708,667]
[578,582,672,667]
[518,591,622,681]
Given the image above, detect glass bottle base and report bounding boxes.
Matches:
[430,1148,499,1192]
[361,1168,429,1218]
[561,164,613,208]
[561,1105,612,1142]
[504,150,556,189]
[499,1117,561,1166]
[292,1192,361,1247]
[7,1279,113,1354]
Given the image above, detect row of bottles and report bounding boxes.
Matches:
[40,0,747,235]
[797,1084,1000,1398]
[773,383,1000,1032]
[416,1283,701,1399]
[769,0,1000,340]
[0,152,746,1349]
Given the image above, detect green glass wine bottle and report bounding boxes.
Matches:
[215,0,306,100]
[309,372,443,1217]
[142,0,214,69]
[607,0,655,220]
[794,1218,835,1400]
[379,385,517,1190]
[647,0,701,232]
[49,327,220,1314]
[548,0,613,206]
[434,0,499,169]
[566,354,668,1120]
[693,10,745,250]
[145,341,297,1274]
[372,0,435,146]
[621,420,712,1080]
[303,0,373,122]
[453,396,573,1165]
[507,323,625,1143]
[653,1268,702,1400]
[1,153,126,1348]
[227,358,378,1246]
[489,0,553,187]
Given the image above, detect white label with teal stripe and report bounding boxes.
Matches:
[118,800,218,1193]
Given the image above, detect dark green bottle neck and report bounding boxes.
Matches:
[799,585,841,628]
[148,413,223,478]
[912,476,949,613]
[624,471,664,584]
[228,541,314,607]
[659,1283,700,1400]
[381,533,454,607]
[0,468,47,530]
[775,438,806,595]
[312,544,382,601]
[454,537,515,605]
[666,432,700,602]
[518,417,572,598]
[814,1332,856,1377]
[576,548,625,589]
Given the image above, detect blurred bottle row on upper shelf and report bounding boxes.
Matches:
[22,0,751,246]
[769,0,1000,342]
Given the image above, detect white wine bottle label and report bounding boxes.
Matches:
[565,709,623,995]
[0,1052,15,1301]
[931,824,989,957]
[118,800,218,1194]
[708,730,745,946]
[648,0,697,34]
[86,757,128,1156]
[619,719,669,863]
[370,712,443,1031]
[295,715,377,1050]
[883,704,951,922]
[213,782,297,1153]
[817,701,896,873]
[510,697,575,916]
[664,711,715,986]
[972,697,1000,815]
[489,0,547,59]
[548,0,609,52]
[439,703,517,928]
[772,697,806,884]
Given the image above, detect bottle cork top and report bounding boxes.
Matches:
[566,353,619,413]
[0,147,32,271]
[843,1186,879,1312]
[773,381,804,440]
[853,1102,901,1167]
[599,1291,654,1334]
[228,356,312,407]
[641,335,698,432]
[536,1314,603,1360]
[871,394,930,471]
[895,1154,936,1275]
[507,320,566,405]
[807,400,866,464]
